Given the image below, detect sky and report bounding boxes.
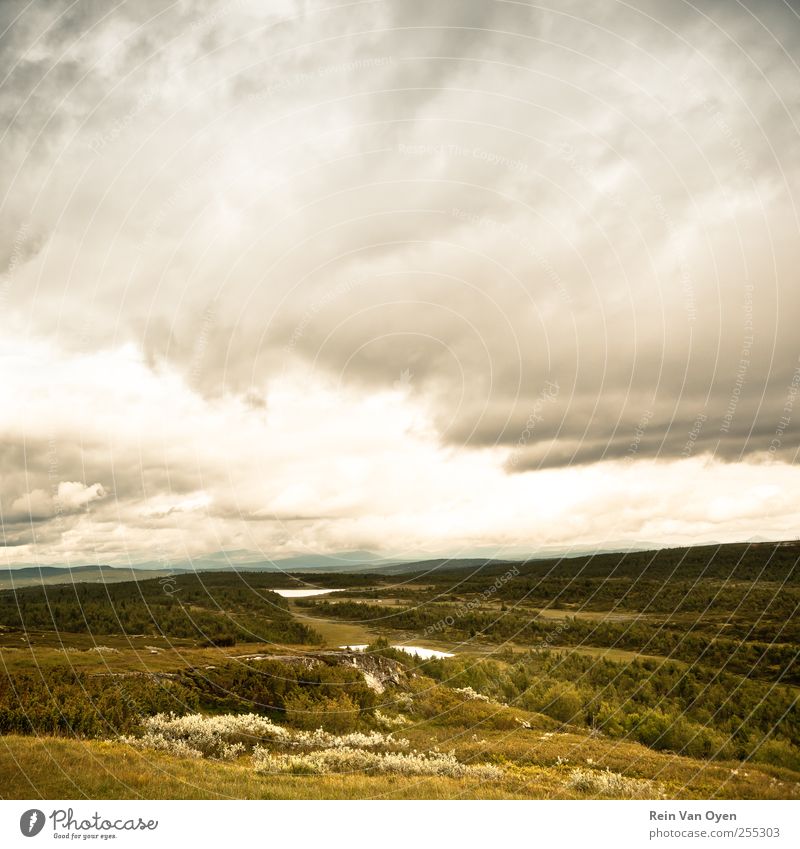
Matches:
[1,0,799,567]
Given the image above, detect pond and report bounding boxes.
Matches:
[341,644,454,659]
[271,588,345,598]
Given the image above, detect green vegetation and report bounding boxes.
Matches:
[0,653,379,738]
[0,668,198,737]
[0,573,322,646]
[418,651,799,767]
[296,541,800,685]
[0,540,798,798]
[302,599,798,683]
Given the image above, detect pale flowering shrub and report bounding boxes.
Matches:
[566,767,658,799]
[123,712,503,779]
[374,710,410,729]
[253,746,504,780]
[120,712,291,759]
[120,713,408,760]
[289,728,409,750]
[454,686,491,703]
[252,750,324,775]
[127,733,205,759]
[393,693,414,712]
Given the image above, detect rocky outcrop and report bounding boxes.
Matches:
[234,649,410,693]
[325,650,409,693]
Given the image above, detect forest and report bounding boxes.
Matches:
[0,573,321,645]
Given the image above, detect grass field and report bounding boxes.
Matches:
[2,730,796,800]
[286,599,377,646]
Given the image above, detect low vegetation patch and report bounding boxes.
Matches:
[120,712,409,760]
[253,745,503,780]
[119,709,501,781]
[565,767,661,799]
[0,668,197,736]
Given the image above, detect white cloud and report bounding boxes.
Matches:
[7,481,106,523]
[56,482,107,511]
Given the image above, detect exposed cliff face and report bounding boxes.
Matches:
[330,650,409,693]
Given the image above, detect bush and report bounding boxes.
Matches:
[184,658,377,717]
[525,682,584,724]
[120,712,409,759]
[284,692,361,734]
[121,712,291,759]
[566,767,659,799]
[253,746,504,779]
[751,739,800,772]
[412,684,522,730]
[626,710,730,759]
[0,668,196,737]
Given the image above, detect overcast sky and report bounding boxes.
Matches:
[2,0,799,567]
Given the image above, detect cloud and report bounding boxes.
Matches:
[6,481,106,523]
[0,0,798,562]
[56,481,107,511]
[9,489,53,522]
[1,335,800,566]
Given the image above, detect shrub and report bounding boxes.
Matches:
[120,712,290,759]
[284,692,361,734]
[374,710,410,729]
[413,684,523,730]
[120,712,408,760]
[534,682,585,724]
[253,746,504,780]
[0,669,196,738]
[184,658,377,717]
[454,686,491,703]
[751,739,800,772]
[566,767,659,799]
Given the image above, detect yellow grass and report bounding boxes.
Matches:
[286,600,377,647]
[1,730,797,800]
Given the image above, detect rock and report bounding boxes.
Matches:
[323,650,410,693]
[235,649,410,693]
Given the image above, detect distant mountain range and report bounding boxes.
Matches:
[0,551,399,589]
[2,536,795,589]
[165,549,394,572]
[0,564,176,590]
